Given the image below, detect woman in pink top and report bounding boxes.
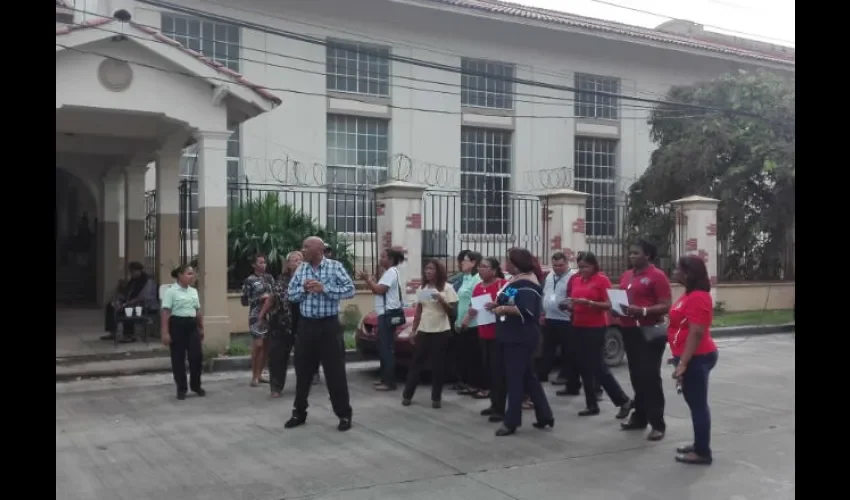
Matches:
[668,255,718,466]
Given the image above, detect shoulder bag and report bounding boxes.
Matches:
[382,268,406,327]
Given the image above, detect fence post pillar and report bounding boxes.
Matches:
[124,166,147,276]
[373,181,427,301]
[671,195,721,290]
[154,136,185,285]
[539,188,589,266]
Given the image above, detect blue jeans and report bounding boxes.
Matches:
[674,350,718,458]
[376,315,396,388]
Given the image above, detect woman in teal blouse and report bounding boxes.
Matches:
[161,264,205,400]
[455,251,485,398]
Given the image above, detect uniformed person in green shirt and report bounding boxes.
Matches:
[161,264,205,400]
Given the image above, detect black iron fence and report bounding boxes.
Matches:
[586,201,683,280]
[144,189,157,275]
[422,190,547,275]
[717,228,795,282]
[174,181,378,289]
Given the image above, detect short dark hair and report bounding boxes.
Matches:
[457,249,472,264]
[422,258,448,291]
[252,254,267,264]
[128,261,144,272]
[481,256,505,279]
[577,251,600,273]
[678,255,711,293]
[385,248,406,266]
[507,247,535,274]
[551,252,567,262]
[633,239,658,262]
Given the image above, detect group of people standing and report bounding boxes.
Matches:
[155,235,719,466]
[363,240,719,464]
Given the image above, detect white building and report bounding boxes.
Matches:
[57,0,794,306]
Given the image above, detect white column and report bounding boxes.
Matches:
[124,166,147,275]
[373,181,427,301]
[156,133,187,285]
[97,170,123,305]
[539,188,589,267]
[195,130,232,349]
[671,195,721,295]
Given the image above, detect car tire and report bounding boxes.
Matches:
[604,327,626,367]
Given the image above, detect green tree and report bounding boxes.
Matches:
[628,69,795,280]
[227,193,354,287]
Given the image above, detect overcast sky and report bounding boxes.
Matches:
[514,0,795,47]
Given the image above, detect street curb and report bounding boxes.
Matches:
[57,324,794,381]
[711,323,794,338]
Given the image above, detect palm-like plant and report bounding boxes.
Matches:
[227,193,354,288]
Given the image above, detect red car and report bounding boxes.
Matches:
[354,307,626,367]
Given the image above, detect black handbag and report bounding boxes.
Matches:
[382,269,406,327]
[640,322,667,343]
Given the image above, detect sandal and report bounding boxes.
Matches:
[270,391,281,398]
[472,390,489,399]
[522,400,534,410]
[458,388,477,396]
[250,380,259,387]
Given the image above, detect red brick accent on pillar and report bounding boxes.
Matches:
[697,249,709,263]
[382,231,392,252]
[685,238,698,252]
[706,223,717,236]
[572,218,586,233]
[550,234,562,250]
[405,213,422,229]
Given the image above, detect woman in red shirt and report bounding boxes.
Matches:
[463,257,507,422]
[668,255,718,466]
[568,252,633,418]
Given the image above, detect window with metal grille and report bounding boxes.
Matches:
[461,58,514,110]
[161,13,242,231]
[460,127,512,234]
[326,115,389,233]
[326,41,390,97]
[574,137,618,237]
[574,73,620,120]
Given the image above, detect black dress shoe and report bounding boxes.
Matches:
[337,418,352,432]
[578,407,600,417]
[284,414,307,429]
[480,407,494,416]
[556,388,580,396]
[495,425,516,436]
[551,378,567,386]
[676,444,695,454]
[620,420,647,431]
[488,414,504,423]
[176,391,186,401]
[192,388,206,397]
[675,453,712,465]
[615,400,634,420]
[532,418,554,429]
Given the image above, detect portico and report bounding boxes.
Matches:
[55,2,280,349]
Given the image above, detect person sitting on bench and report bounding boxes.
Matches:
[102,262,159,343]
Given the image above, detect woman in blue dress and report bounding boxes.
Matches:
[486,247,554,436]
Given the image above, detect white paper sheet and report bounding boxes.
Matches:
[470,294,496,326]
[606,289,630,315]
[417,288,435,302]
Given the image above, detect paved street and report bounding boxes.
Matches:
[56,334,795,500]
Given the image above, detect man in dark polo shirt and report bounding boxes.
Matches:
[617,239,673,441]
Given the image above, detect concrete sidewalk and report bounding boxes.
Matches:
[56,334,795,500]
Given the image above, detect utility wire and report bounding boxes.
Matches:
[133,0,767,119]
[56,43,720,121]
[63,20,679,114]
[196,0,696,103]
[66,6,707,110]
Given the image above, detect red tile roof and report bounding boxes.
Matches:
[56,18,281,106]
[422,0,794,66]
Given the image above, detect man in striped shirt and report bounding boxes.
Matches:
[286,236,356,432]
